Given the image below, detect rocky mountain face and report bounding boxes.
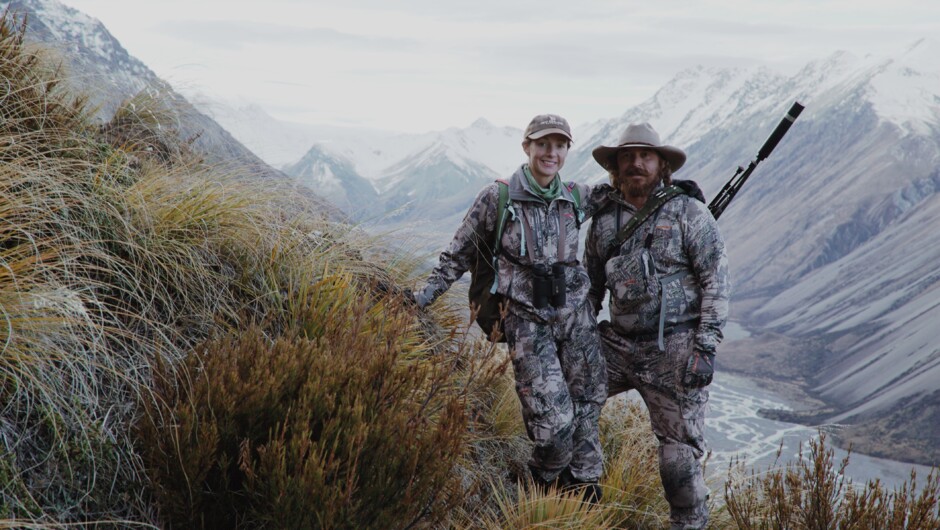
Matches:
[260,40,940,463]
[0,0,154,116]
[577,41,940,464]
[26,0,940,464]
[284,145,379,214]
[0,0,295,185]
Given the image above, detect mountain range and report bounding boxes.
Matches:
[12,0,940,465]
[212,39,940,464]
[0,0,327,192]
[198,100,526,237]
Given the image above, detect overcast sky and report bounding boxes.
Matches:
[63,0,940,133]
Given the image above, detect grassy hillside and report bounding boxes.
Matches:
[0,14,937,529]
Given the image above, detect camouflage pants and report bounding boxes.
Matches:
[504,304,608,483]
[600,321,710,530]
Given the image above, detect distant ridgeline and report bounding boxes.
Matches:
[275,39,940,465]
[13,0,940,468]
[274,43,940,465]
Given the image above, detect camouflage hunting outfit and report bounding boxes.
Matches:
[585,183,730,528]
[418,165,609,484]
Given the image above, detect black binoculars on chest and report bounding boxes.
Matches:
[532,263,566,309]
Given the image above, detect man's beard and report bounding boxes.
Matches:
[613,168,660,199]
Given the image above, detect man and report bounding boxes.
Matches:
[584,123,730,529]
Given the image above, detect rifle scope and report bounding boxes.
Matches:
[758,102,805,161]
[708,100,805,219]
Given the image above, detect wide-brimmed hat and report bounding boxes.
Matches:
[524,114,573,142]
[591,123,686,171]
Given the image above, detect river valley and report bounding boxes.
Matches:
[704,322,935,491]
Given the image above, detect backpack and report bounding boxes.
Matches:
[467,180,582,342]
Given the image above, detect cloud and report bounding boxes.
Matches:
[65,0,940,132]
[153,20,417,51]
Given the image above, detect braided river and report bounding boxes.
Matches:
[703,322,935,491]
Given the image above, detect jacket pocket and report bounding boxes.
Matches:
[659,271,692,326]
[606,249,660,312]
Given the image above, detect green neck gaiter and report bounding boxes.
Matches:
[523,164,561,202]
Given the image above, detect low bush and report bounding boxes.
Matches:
[137,274,502,529]
[724,433,940,529]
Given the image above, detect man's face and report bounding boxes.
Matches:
[524,134,569,181]
[612,147,663,199]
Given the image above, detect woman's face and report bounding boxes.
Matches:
[524,134,569,181]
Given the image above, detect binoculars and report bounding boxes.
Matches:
[532,263,566,309]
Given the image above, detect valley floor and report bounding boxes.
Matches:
[719,326,940,469]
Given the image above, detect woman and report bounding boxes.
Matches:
[413,114,608,500]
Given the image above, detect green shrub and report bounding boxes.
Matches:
[138,275,487,529]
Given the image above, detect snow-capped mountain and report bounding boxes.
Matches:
[198,97,534,223]
[375,139,499,222]
[262,117,524,223]
[0,0,155,119]
[0,0,293,184]
[284,145,378,214]
[271,39,940,462]
[623,40,940,462]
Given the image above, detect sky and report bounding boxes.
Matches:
[62,0,940,133]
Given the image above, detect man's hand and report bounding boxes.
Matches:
[683,350,715,388]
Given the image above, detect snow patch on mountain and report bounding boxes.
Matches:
[286,116,524,182]
[866,39,940,135]
[642,66,786,148]
[283,144,377,214]
[25,0,940,463]
[3,0,155,85]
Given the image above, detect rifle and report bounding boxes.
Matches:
[708,101,805,219]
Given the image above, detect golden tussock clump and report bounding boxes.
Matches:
[2,9,938,529]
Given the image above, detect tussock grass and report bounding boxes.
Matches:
[3,9,939,529]
[0,13,146,521]
[0,11,390,524]
[596,399,672,528]
[467,480,619,529]
[448,388,672,528]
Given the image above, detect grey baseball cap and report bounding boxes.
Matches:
[524,114,573,141]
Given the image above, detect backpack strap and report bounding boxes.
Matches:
[609,185,686,258]
[491,180,581,293]
[490,179,510,294]
[565,182,583,228]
